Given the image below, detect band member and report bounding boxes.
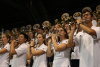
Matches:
[9,32,29,67]
[0,34,10,67]
[68,8,100,67]
[27,34,47,67]
[47,27,71,67]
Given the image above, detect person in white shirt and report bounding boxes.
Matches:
[68,9,100,67]
[0,34,10,67]
[27,34,47,67]
[47,27,71,67]
[9,32,29,67]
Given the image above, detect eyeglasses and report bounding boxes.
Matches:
[82,14,90,17]
[57,30,64,32]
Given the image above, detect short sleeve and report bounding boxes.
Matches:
[4,43,10,51]
[15,44,28,56]
[92,27,100,40]
[39,45,47,52]
[61,39,68,44]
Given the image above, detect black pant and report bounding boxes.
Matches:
[71,59,79,67]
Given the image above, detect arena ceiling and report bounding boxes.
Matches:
[0,0,99,31]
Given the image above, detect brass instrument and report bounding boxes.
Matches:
[20,26,26,33]
[26,25,32,34]
[42,21,50,28]
[55,19,60,24]
[61,13,69,27]
[33,24,40,30]
[73,12,82,20]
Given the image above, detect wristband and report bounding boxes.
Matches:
[31,46,35,47]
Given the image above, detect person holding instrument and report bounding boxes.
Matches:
[9,32,29,67]
[0,34,10,67]
[68,7,100,67]
[47,27,71,67]
[27,34,47,67]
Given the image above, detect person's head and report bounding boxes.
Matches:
[38,27,44,34]
[97,18,100,24]
[10,34,16,43]
[18,32,28,44]
[54,24,62,33]
[2,34,10,45]
[82,10,94,24]
[64,24,71,31]
[44,27,49,33]
[57,27,69,41]
[37,34,46,45]
[28,31,35,39]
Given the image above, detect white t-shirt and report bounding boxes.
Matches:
[92,20,97,27]
[11,43,28,67]
[32,43,47,67]
[0,43,10,67]
[71,30,82,59]
[53,39,71,67]
[74,25,100,67]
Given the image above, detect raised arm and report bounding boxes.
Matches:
[52,34,68,51]
[67,24,75,48]
[31,41,46,56]
[77,19,96,36]
[47,39,54,57]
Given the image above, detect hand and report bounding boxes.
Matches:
[30,41,34,46]
[27,60,31,65]
[12,40,16,43]
[70,24,76,30]
[48,39,52,44]
[51,34,56,40]
[76,19,82,24]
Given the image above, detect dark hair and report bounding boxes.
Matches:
[3,33,11,42]
[82,10,93,17]
[20,32,28,42]
[38,27,44,31]
[58,27,69,42]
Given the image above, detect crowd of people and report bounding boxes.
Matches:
[0,5,100,67]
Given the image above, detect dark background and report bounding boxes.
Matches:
[0,0,100,32]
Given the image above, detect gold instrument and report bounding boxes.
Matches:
[20,26,26,32]
[61,13,69,27]
[55,19,60,24]
[33,24,40,30]
[73,12,82,20]
[42,21,50,28]
[25,25,32,34]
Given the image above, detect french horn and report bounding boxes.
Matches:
[33,24,40,30]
